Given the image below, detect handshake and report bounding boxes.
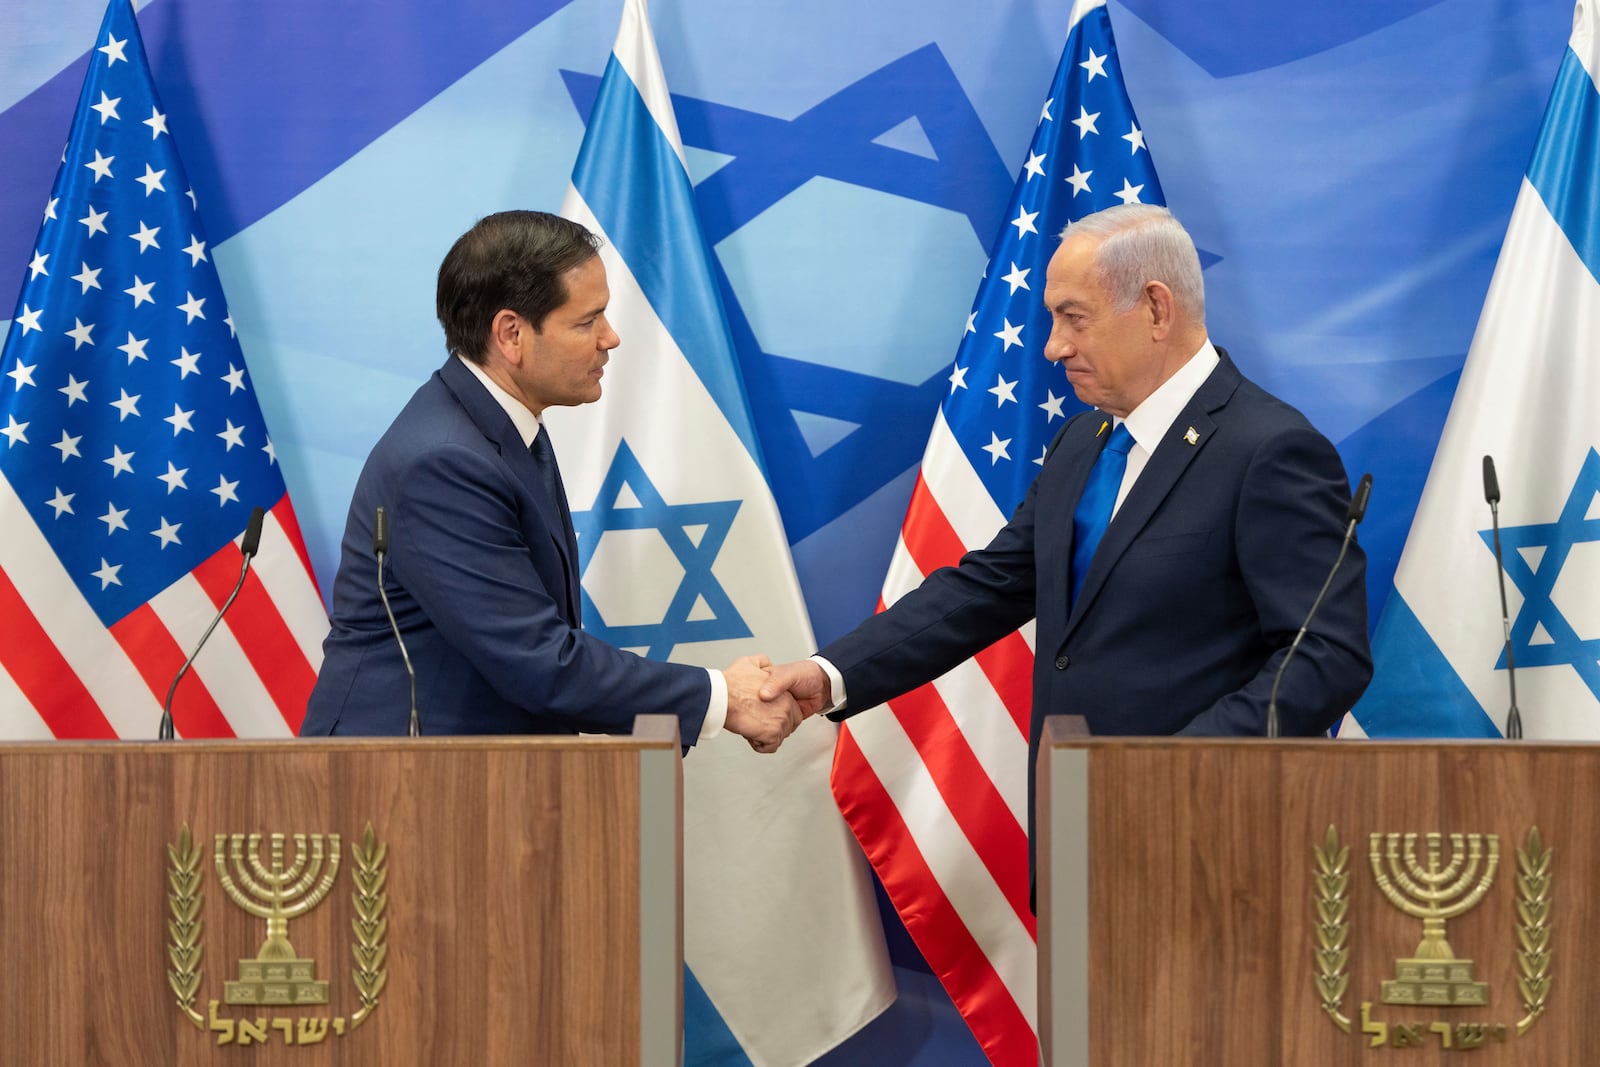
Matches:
[722,655,834,754]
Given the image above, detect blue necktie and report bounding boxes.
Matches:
[1070,422,1135,608]
[531,424,582,623]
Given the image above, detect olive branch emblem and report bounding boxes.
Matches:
[1313,825,1351,1032]
[1514,827,1552,1035]
[167,823,206,1028]
[349,822,388,1027]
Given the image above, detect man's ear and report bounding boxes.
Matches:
[488,308,525,365]
[1144,281,1176,340]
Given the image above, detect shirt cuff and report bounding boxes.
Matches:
[700,667,727,741]
[812,654,847,715]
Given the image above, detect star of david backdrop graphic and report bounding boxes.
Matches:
[2,1,1595,1063]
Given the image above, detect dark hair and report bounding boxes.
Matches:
[435,210,602,363]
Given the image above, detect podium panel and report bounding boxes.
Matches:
[0,717,683,1066]
[1038,716,1599,1066]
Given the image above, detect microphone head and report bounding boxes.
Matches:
[240,506,265,558]
[1347,473,1373,524]
[373,506,389,555]
[1482,455,1500,505]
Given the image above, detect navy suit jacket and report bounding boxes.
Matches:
[821,351,1372,846]
[301,356,710,738]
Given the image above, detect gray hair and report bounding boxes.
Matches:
[1061,204,1205,321]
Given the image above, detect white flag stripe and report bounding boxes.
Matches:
[850,706,1037,1022]
[1069,0,1107,25]
[1577,0,1599,85]
[252,514,329,671]
[0,661,56,740]
[0,470,162,737]
[879,535,927,605]
[148,574,292,738]
[929,659,1031,825]
[922,411,1011,553]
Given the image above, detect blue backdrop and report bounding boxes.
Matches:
[0,1,1576,1062]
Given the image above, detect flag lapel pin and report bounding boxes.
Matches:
[1184,426,1200,446]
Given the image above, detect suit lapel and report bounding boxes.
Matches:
[438,357,584,623]
[1063,353,1243,636]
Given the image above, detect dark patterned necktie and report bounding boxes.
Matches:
[530,423,582,623]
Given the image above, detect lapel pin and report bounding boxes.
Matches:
[1184,426,1200,446]
[1096,419,1109,438]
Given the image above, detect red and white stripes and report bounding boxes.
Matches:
[831,411,1041,1064]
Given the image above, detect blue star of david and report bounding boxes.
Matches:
[1479,448,1600,700]
[570,440,750,660]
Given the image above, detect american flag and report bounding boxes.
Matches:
[0,0,326,740]
[827,1,1164,1061]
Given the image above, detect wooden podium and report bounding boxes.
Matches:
[1037,716,1597,1066]
[0,716,684,1066]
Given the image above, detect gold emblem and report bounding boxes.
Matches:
[1183,426,1199,446]
[1313,825,1552,1051]
[217,831,340,1005]
[167,822,389,1046]
[1371,832,1496,1007]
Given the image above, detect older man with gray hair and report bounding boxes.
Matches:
[763,204,1372,882]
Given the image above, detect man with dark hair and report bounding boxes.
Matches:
[302,211,801,749]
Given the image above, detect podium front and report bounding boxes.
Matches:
[0,715,683,1065]
[1037,715,1599,1065]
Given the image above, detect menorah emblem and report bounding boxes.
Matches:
[1368,832,1499,1007]
[214,832,342,1006]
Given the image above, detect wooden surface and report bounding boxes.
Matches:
[1041,722,1600,1066]
[0,724,681,1065]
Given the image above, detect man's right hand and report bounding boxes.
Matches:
[723,655,802,754]
[759,659,834,719]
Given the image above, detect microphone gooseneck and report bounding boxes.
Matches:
[159,506,265,740]
[1483,455,1522,739]
[1266,473,1372,739]
[374,505,421,737]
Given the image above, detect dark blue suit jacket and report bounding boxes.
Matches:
[822,351,1372,845]
[301,357,710,738]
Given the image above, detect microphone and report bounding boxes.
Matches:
[159,506,265,739]
[374,506,421,737]
[1483,456,1522,739]
[1266,473,1372,738]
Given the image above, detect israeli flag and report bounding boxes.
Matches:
[1351,0,1600,740]
[547,1,895,1062]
